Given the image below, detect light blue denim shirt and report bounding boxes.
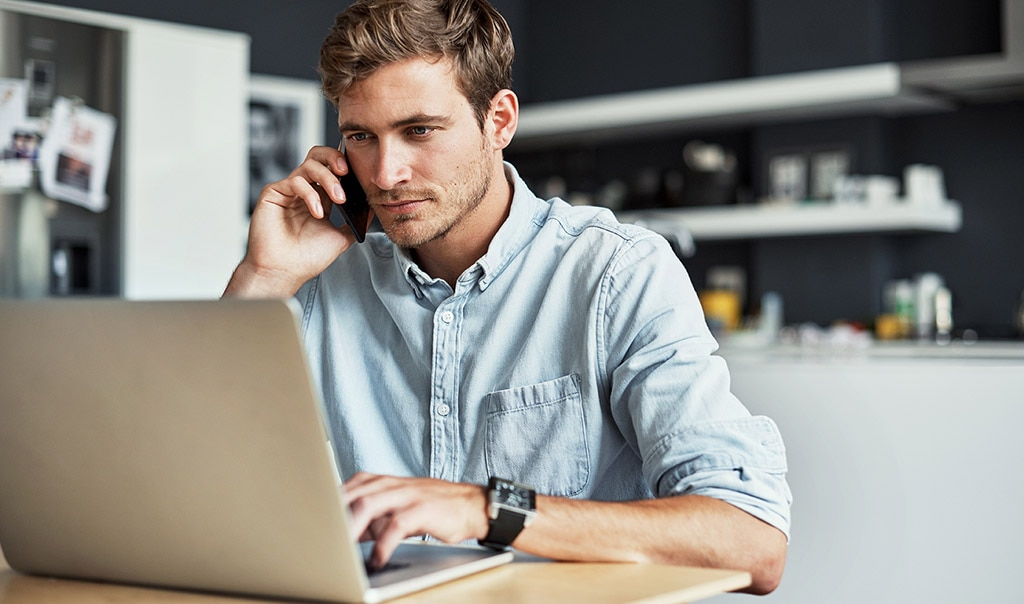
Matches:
[296,163,791,538]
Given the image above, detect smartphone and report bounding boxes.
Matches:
[318,161,370,243]
[336,168,370,243]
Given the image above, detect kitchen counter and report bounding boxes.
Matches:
[713,338,1024,604]
[718,338,1024,363]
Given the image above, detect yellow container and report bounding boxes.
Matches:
[699,289,741,332]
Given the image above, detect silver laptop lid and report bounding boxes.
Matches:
[0,299,372,601]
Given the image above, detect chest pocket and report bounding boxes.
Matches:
[484,374,590,497]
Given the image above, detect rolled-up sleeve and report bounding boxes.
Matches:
[650,416,792,539]
[602,233,792,539]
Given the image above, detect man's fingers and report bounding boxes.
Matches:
[343,471,379,494]
[303,144,347,172]
[312,183,335,220]
[346,483,424,539]
[257,147,349,220]
[367,513,421,570]
[341,474,489,569]
[350,497,433,570]
[364,516,391,542]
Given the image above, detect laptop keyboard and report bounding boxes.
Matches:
[363,558,411,576]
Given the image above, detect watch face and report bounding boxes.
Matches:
[493,479,535,510]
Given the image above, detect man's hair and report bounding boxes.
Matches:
[318,0,514,128]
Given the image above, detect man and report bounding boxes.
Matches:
[225,0,790,594]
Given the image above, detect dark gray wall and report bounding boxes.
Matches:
[751,0,1001,75]
[521,0,749,101]
[32,0,528,145]
[30,1,345,76]
[32,0,1024,336]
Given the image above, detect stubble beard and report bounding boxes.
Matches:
[375,146,494,249]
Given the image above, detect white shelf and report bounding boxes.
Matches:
[619,200,962,241]
[512,63,952,147]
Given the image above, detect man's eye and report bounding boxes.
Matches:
[410,126,434,136]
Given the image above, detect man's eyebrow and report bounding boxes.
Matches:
[338,113,453,134]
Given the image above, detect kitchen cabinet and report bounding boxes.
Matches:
[713,343,1024,604]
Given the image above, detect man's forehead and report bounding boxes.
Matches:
[335,58,469,131]
[338,56,455,99]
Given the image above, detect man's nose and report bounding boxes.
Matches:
[370,142,412,191]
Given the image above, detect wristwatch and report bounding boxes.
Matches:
[479,476,537,550]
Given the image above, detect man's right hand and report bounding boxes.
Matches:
[224,145,370,298]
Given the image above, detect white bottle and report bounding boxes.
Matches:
[914,272,944,340]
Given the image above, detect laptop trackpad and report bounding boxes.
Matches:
[360,541,508,590]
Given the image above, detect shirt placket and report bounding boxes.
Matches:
[428,296,464,482]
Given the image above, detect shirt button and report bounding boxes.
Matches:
[437,403,451,417]
[440,311,455,324]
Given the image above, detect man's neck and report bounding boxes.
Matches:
[412,167,513,288]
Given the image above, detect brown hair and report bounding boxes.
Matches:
[318,0,514,128]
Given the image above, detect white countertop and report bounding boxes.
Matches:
[717,337,1024,364]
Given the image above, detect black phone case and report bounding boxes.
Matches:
[332,170,370,243]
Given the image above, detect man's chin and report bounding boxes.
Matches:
[380,221,432,249]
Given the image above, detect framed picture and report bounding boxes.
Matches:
[765,151,807,202]
[809,147,854,201]
[763,145,856,203]
[247,75,324,213]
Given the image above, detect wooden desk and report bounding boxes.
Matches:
[0,550,750,604]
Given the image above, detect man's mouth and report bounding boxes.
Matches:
[372,193,432,215]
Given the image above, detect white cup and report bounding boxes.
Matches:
[864,175,899,206]
[904,164,946,207]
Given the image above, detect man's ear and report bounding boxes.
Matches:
[487,89,518,151]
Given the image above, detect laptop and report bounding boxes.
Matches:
[0,298,513,603]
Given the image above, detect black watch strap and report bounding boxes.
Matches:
[479,477,535,550]
[480,510,527,550]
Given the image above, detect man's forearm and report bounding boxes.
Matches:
[222,260,304,299]
[514,494,787,595]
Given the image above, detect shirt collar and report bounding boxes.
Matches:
[392,162,544,295]
[474,162,543,291]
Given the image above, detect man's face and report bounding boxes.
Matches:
[336,58,497,249]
